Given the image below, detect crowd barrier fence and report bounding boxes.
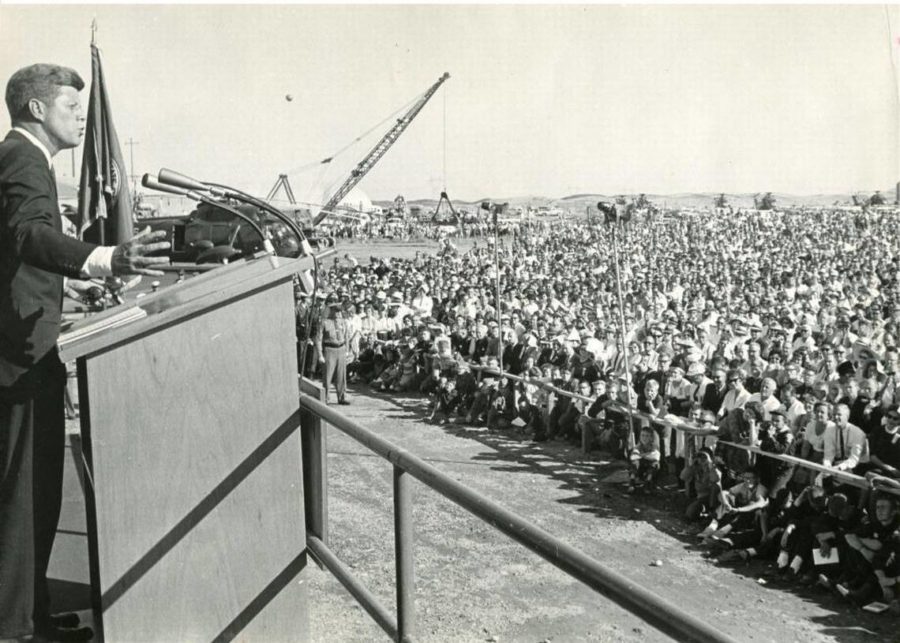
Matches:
[465,363,900,497]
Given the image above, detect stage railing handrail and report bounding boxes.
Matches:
[465,363,900,496]
[299,389,736,643]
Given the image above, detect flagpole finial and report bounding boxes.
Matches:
[91,19,97,45]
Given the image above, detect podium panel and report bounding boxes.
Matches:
[68,260,309,641]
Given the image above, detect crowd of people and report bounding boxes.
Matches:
[323,216,529,242]
[295,206,900,614]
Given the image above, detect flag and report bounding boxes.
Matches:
[77,43,132,245]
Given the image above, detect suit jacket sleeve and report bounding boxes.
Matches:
[1,139,96,277]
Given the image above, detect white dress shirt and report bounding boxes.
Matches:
[822,422,869,471]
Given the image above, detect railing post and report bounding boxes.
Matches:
[393,466,415,642]
[300,378,328,546]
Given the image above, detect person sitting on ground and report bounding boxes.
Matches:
[681,447,722,522]
[628,425,661,494]
[486,376,516,430]
[464,357,502,424]
[517,384,548,442]
[716,400,765,487]
[864,406,900,494]
[558,379,593,442]
[838,495,900,605]
[700,466,768,549]
[429,378,459,424]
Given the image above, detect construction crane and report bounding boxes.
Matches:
[312,72,450,226]
[266,174,297,204]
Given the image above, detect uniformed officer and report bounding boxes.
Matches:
[316,298,350,404]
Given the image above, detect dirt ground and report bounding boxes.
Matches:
[303,387,899,643]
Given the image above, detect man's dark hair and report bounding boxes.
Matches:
[5,63,84,122]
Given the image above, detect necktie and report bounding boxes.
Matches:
[839,427,845,461]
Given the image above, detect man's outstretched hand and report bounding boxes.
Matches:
[111,227,171,276]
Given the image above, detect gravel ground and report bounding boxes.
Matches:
[305,387,898,643]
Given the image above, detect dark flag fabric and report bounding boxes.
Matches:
[77,43,132,245]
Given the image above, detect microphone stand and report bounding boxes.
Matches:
[142,174,274,256]
[156,168,312,257]
[205,182,313,257]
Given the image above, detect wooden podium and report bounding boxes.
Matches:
[58,255,312,642]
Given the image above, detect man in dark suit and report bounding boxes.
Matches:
[0,64,170,642]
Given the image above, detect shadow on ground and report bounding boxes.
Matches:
[348,385,897,642]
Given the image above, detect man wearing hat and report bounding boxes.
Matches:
[316,297,350,405]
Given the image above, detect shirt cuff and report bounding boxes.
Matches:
[80,246,116,278]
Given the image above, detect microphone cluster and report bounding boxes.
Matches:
[141,169,313,257]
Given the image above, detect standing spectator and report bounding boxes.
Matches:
[316,300,350,405]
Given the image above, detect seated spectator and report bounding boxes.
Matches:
[700,467,768,549]
[838,495,900,605]
[716,401,765,486]
[429,378,459,424]
[681,447,721,521]
[747,377,782,414]
[559,379,594,442]
[849,379,883,435]
[766,485,828,576]
[628,426,661,494]
[865,406,900,489]
[518,384,549,442]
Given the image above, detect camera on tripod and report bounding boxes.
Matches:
[597,199,631,225]
[480,201,509,216]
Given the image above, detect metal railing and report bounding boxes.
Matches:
[298,378,737,643]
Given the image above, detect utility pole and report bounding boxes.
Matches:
[125,138,139,194]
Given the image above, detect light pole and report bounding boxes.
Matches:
[125,138,139,194]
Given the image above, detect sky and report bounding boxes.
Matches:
[1,4,898,203]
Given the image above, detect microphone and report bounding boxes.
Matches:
[156,168,312,256]
[157,168,223,196]
[142,174,274,256]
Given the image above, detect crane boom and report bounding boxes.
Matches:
[313,72,450,226]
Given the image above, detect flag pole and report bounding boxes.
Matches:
[610,218,636,453]
[493,210,503,377]
[91,19,97,45]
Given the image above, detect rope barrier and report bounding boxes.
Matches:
[464,362,900,496]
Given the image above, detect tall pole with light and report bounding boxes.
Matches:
[599,200,636,451]
[482,201,508,375]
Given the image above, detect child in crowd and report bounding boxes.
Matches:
[681,447,721,521]
[429,378,459,424]
[628,426,661,494]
